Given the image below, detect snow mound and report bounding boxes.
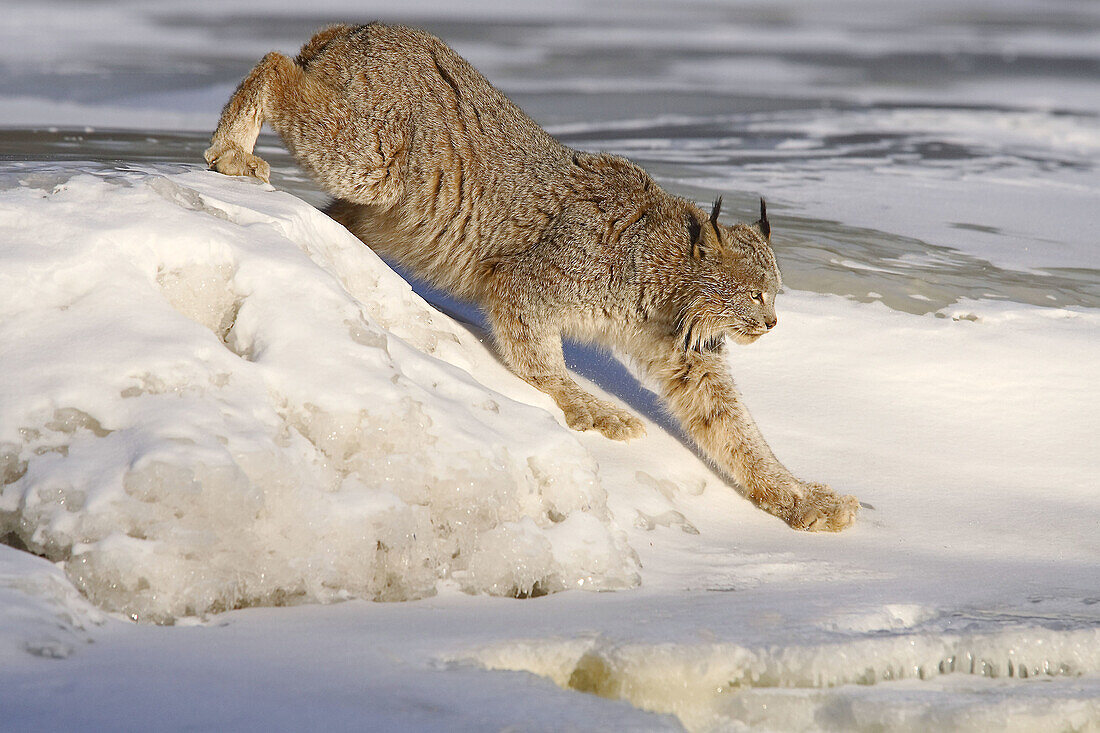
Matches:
[0,164,639,622]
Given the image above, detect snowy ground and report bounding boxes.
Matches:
[1,1,1098,731]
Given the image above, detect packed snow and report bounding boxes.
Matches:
[1,0,1098,730]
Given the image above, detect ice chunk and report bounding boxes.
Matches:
[468,625,1100,732]
[463,518,560,598]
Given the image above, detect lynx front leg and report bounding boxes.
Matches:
[488,303,645,441]
[638,338,857,531]
[204,52,301,183]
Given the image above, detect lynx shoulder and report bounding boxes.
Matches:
[205,23,858,532]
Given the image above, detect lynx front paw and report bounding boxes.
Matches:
[204,143,271,183]
[786,482,859,532]
[561,396,646,441]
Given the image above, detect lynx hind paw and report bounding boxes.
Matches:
[204,144,271,183]
[562,397,646,441]
[787,482,859,532]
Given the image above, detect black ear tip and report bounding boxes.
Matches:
[757,196,771,238]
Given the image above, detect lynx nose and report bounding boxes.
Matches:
[764,316,777,330]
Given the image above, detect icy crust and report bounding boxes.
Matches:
[469,627,1100,732]
[0,165,639,622]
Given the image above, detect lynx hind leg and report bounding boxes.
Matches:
[294,23,355,65]
[488,303,645,441]
[205,26,359,182]
[204,51,303,183]
[639,338,857,531]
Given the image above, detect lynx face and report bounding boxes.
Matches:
[679,198,782,352]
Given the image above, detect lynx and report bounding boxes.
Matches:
[205,23,858,531]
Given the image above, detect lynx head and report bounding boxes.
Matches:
[677,197,781,351]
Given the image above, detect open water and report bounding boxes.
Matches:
[2,0,1097,316]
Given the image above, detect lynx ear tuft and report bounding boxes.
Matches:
[755,196,771,239]
[710,195,723,238]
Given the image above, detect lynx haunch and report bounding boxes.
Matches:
[205,23,858,531]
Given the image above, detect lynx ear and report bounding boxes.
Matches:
[755,197,771,239]
[690,195,721,259]
[690,196,723,260]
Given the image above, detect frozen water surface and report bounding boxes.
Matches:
[1,0,1098,731]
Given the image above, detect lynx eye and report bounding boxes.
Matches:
[750,290,764,303]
